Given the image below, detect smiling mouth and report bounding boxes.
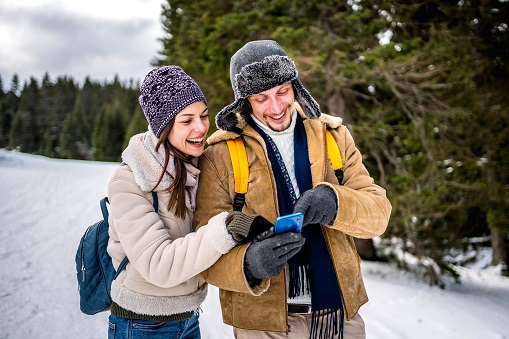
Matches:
[269,111,286,120]
[187,138,204,145]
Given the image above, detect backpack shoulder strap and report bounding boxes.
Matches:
[151,191,159,212]
[114,257,129,279]
[100,197,109,220]
[326,130,344,184]
[226,137,249,211]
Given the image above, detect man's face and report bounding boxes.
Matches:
[247,82,294,132]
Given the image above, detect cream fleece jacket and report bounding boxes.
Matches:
[107,132,236,316]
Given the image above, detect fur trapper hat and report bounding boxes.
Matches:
[216,40,320,131]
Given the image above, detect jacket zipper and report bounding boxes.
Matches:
[283,268,290,336]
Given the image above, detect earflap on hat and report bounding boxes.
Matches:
[292,78,321,120]
[215,99,244,132]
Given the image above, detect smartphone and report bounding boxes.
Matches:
[274,212,303,234]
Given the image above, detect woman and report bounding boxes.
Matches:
[106,66,239,338]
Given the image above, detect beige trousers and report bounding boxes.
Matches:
[233,312,366,339]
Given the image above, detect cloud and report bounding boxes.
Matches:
[0,2,161,87]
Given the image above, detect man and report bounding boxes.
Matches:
[194,40,391,339]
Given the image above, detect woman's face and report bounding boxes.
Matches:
[168,101,209,157]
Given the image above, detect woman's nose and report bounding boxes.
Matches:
[194,119,208,133]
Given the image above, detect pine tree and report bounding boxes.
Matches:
[345,0,509,279]
[92,101,127,162]
[44,76,78,157]
[123,104,148,149]
[37,73,55,156]
[0,75,6,145]
[10,74,20,96]
[9,78,41,153]
[0,74,21,147]
[60,94,92,159]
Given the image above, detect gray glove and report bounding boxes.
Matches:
[293,186,338,227]
[244,232,305,283]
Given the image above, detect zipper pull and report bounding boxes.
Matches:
[81,265,86,281]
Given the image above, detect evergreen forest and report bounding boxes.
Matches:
[1,0,508,284]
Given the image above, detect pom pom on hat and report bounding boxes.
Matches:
[139,66,207,137]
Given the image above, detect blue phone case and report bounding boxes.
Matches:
[274,212,303,234]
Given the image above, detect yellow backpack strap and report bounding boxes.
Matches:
[226,137,249,211]
[326,130,344,184]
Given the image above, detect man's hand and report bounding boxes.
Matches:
[244,232,305,281]
[293,186,338,227]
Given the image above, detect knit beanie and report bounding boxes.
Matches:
[139,66,207,137]
[215,40,320,132]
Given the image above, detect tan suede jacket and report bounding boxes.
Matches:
[194,106,392,332]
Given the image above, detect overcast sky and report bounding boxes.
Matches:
[0,0,163,89]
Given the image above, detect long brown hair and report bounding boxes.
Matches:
[151,120,193,219]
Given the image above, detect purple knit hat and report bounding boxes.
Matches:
[139,66,207,137]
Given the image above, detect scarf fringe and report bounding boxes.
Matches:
[310,308,344,339]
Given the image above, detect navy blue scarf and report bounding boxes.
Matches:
[247,113,344,339]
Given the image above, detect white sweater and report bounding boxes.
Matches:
[251,110,300,198]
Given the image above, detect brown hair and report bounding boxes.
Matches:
[239,99,252,120]
[151,120,193,219]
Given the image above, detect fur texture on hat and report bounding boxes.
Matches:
[139,66,207,137]
[216,40,320,131]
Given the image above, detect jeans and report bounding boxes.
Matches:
[108,313,201,339]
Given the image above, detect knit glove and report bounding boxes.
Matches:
[293,186,338,227]
[225,212,274,243]
[244,232,305,283]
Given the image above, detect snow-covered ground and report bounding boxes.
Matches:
[1,149,508,339]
